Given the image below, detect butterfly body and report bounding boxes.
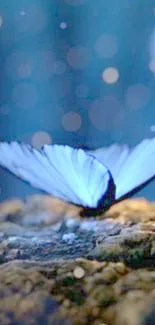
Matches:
[80,172,116,216]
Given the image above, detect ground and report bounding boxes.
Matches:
[0,195,155,324]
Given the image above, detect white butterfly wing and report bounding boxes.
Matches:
[88,144,129,179]
[89,138,155,200]
[115,138,155,199]
[0,142,110,208]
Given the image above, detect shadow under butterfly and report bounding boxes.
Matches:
[0,139,155,217]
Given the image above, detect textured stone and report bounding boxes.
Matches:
[0,195,155,324]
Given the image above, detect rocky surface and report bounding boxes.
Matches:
[0,195,155,324]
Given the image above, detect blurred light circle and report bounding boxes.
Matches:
[14,4,48,33]
[125,83,151,110]
[60,22,67,29]
[32,131,52,149]
[73,266,85,278]
[102,67,119,84]
[64,0,87,6]
[51,60,67,75]
[149,29,155,63]
[5,50,56,80]
[150,125,155,132]
[18,63,31,78]
[5,51,32,79]
[149,60,155,73]
[67,46,90,69]
[0,16,3,27]
[20,11,26,16]
[94,34,118,58]
[12,83,38,109]
[62,111,82,131]
[75,84,89,98]
[89,96,122,131]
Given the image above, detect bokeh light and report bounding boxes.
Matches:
[0,16,3,28]
[150,125,155,132]
[60,22,67,29]
[62,112,82,131]
[31,131,52,149]
[5,51,32,80]
[18,63,32,78]
[94,34,118,58]
[51,60,67,75]
[0,0,155,203]
[102,67,119,84]
[67,46,90,69]
[125,84,151,110]
[150,28,155,61]
[149,60,155,73]
[20,11,26,16]
[4,50,61,80]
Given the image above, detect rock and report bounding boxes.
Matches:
[0,259,155,325]
[0,195,82,226]
[103,198,155,224]
[0,195,155,324]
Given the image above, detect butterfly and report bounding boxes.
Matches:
[0,138,155,216]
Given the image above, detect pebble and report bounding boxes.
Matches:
[62,233,77,244]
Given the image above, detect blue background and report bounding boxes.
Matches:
[0,0,155,201]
